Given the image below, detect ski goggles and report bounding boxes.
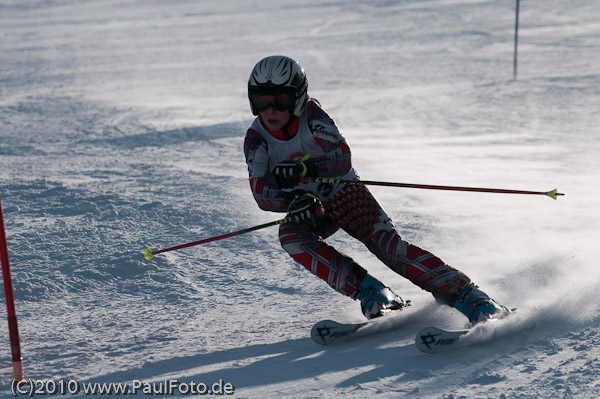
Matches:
[251,92,293,112]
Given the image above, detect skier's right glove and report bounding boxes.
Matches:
[271,154,317,189]
[287,192,325,228]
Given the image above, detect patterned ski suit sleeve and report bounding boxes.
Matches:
[243,128,289,212]
[305,99,353,177]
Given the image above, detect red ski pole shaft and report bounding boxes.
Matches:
[308,178,564,200]
[144,217,292,260]
[0,194,24,381]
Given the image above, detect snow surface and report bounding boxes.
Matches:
[1,0,599,397]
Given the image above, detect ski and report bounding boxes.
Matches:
[415,309,518,353]
[311,305,415,345]
[415,326,471,353]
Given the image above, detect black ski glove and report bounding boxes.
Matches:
[271,154,317,189]
[287,192,325,228]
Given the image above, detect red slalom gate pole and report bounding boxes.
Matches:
[0,194,24,381]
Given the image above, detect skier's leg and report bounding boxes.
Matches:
[279,217,408,319]
[279,218,407,319]
[324,184,508,322]
[278,218,366,297]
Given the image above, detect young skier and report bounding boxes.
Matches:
[243,55,510,323]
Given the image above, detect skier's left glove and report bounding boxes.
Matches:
[287,192,325,228]
[271,154,317,189]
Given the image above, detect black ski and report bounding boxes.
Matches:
[311,305,415,345]
[415,309,518,353]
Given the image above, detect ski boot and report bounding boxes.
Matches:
[453,283,511,324]
[354,274,408,320]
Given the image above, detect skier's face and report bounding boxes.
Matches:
[259,106,291,131]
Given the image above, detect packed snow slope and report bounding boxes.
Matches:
[1,0,599,397]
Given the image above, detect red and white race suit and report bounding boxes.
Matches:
[244,99,470,305]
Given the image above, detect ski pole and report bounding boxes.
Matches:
[305,178,564,200]
[143,217,292,260]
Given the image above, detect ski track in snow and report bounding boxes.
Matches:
[1,0,599,398]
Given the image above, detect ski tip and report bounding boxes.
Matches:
[310,319,366,345]
[545,189,564,200]
[310,320,339,345]
[143,248,154,260]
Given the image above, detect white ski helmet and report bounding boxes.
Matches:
[248,55,308,117]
